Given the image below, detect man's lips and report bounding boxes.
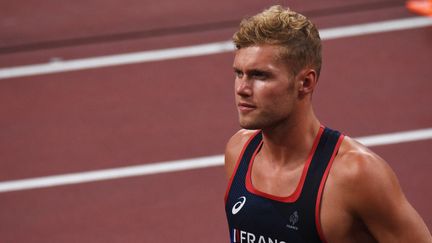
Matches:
[237,102,256,111]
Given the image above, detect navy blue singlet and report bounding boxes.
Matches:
[225,126,344,243]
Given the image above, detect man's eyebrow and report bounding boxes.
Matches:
[247,69,272,75]
[233,66,272,72]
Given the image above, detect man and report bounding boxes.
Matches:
[224,5,431,243]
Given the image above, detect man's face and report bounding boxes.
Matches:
[233,44,300,130]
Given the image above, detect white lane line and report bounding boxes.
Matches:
[0,128,431,193]
[0,155,224,193]
[0,41,234,80]
[356,128,432,146]
[1,16,432,80]
[318,16,432,39]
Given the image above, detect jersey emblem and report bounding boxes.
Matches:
[286,211,299,230]
[232,196,247,215]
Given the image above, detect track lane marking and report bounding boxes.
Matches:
[1,17,432,80]
[0,128,431,193]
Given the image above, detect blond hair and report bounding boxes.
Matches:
[233,5,322,77]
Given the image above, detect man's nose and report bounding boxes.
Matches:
[236,78,253,97]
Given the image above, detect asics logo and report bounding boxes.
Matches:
[232,196,246,215]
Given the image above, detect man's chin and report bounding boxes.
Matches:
[239,121,261,130]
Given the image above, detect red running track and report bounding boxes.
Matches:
[0,1,431,242]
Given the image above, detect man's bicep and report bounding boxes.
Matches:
[224,142,238,179]
[224,130,250,179]
[350,154,431,242]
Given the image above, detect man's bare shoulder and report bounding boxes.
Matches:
[332,136,391,184]
[330,136,407,220]
[226,129,258,149]
[328,138,432,242]
[224,129,259,179]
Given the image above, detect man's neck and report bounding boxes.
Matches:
[260,108,321,168]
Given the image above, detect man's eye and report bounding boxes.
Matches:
[251,72,268,79]
[234,71,243,78]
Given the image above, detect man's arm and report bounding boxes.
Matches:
[224,129,257,179]
[339,140,432,242]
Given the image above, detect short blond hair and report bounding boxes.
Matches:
[233,5,322,77]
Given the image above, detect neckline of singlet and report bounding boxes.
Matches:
[245,125,325,203]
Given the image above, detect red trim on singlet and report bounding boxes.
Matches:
[224,130,262,204]
[315,134,345,243]
[245,126,325,203]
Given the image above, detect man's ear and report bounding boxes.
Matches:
[298,69,318,95]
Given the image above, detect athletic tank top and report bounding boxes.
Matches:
[225,126,344,243]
